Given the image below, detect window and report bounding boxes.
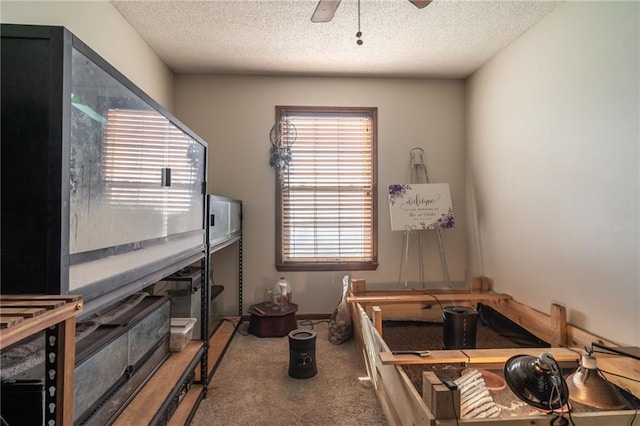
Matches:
[102,109,198,215]
[275,106,378,271]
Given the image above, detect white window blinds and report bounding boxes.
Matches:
[102,109,196,213]
[277,107,378,270]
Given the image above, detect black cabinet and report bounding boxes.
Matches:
[1,24,207,316]
[1,24,211,425]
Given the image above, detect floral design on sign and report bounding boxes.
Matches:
[388,183,455,231]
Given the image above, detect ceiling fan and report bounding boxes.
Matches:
[311,0,432,23]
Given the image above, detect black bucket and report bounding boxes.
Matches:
[288,329,317,379]
[442,306,478,349]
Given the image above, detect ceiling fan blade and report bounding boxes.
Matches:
[311,0,342,23]
[409,0,432,9]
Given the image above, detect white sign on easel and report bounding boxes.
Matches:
[388,183,455,231]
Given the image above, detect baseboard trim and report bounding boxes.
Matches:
[240,312,331,322]
[298,313,331,320]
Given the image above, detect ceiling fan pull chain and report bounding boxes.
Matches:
[356,0,363,45]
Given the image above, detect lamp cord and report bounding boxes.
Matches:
[591,343,640,361]
[449,390,460,426]
[598,368,640,383]
[424,292,473,365]
[549,357,576,426]
[425,292,445,312]
[356,0,363,45]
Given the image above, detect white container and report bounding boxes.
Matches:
[170,317,197,352]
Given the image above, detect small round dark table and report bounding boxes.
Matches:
[248,302,298,337]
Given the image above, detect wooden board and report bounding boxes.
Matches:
[0,295,82,348]
[354,303,434,425]
[0,315,24,329]
[0,295,82,300]
[0,307,47,317]
[113,341,204,426]
[0,295,82,426]
[205,317,238,379]
[596,351,640,400]
[380,347,581,366]
[366,303,446,322]
[429,411,636,425]
[167,384,204,426]
[348,292,512,305]
[0,300,65,308]
[485,298,557,345]
[423,371,460,420]
[347,279,640,426]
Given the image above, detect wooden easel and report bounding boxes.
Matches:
[399,148,451,288]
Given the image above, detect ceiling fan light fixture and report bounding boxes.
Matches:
[409,0,433,9]
[311,0,342,23]
[311,0,432,24]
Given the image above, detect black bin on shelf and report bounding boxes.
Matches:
[288,329,317,379]
[442,306,478,349]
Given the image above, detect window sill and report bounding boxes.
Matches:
[276,262,379,272]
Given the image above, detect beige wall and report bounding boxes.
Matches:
[8,0,637,345]
[1,0,174,110]
[467,1,639,345]
[174,75,467,315]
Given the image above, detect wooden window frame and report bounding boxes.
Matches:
[275,105,378,272]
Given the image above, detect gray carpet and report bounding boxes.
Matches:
[190,320,388,426]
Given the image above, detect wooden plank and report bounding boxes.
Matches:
[0,307,46,318]
[423,371,459,420]
[0,296,81,425]
[113,341,204,425]
[349,293,366,356]
[380,347,581,365]
[566,323,618,349]
[469,276,491,292]
[205,317,237,378]
[372,306,383,335]
[351,288,481,297]
[355,303,434,426]
[432,411,636,425]
[167,384,203,426]
[350,282,640,426]
[370,302,480,323]
[380,363,434,426]
[596,353,640,398]
[470,276,483,291]
[381,349,469,365]
[488,298,621,351]
[0,299,83,348]
[351,278,367,294]
[348,292,512,305]
[465,347,580,364]
[0,300,65,309]
[0,295,81,301]
[550,303,567,346]
[481,276,491,291]
[0,316,24,329]
[57,315,77,426]
[485,298,554,344]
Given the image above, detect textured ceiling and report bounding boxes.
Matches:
[111,0,561,78]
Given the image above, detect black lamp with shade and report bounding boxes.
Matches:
[504,352,569,411]
[505,346,632,413]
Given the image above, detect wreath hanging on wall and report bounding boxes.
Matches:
[269,119,297,179]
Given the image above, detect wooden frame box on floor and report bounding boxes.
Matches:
[347,278,640,426]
